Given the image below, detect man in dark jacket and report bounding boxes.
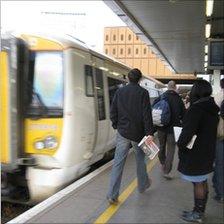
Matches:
[155,80,185,179]
[107,68,154,204]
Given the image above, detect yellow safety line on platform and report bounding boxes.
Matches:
[94,156,158,224]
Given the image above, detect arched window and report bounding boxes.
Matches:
[121,34,124,41]
[120,48,123,55]
[136,48,139,55]
[106,35,109,41]
[128,34,131,41]
[113,48,116,55]
[144,48,147,55]
[128,48,131,55]
[113,35,116,41]
[136,36,139,41]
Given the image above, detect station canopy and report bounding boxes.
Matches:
[104,0,224,75]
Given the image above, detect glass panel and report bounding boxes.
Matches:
[95,68,106,120]
[31,52,63,109]
[85,65,94,96]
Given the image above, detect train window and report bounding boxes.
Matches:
[28,51,64,115]
[85,65,94,97]
[95,68,106,120]
[108,77,125,106]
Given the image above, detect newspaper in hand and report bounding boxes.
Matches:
[138,136,160,160]
[173,126,197,149]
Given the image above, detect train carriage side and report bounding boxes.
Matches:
[21,34,129,202]
[1,34,164,203]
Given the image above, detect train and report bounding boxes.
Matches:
[0,33,165,203]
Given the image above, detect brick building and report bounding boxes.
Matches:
[104,27,197,83]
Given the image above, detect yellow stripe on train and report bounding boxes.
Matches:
[24,118,63,156]
[0,51,10,164]
[20,34,63,51]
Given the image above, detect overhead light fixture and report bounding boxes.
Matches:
[206,0,214,17]
[205,45,208,54]
[204,55,208,61]
[205,24,211,38]
[204,62,208,67]
[205,67,207,72]
[99,66,109,71]
[112,72,120,76]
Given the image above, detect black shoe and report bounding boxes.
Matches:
[213,195,224,203]
[107,197,119,205]
[139,178,152,193]
[181,211,203,223]
[182,210,192,215]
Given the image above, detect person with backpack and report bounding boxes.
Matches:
[153,80,185,179]
[107,68,154,204]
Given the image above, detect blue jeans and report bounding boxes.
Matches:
[213,139,224,198]
[107,132,150,200]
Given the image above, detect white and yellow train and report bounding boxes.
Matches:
[0,33,164,203]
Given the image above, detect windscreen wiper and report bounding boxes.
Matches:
[26,81,49,117]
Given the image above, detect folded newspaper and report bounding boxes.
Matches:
[138,136,160,160]
[173,126,197,149]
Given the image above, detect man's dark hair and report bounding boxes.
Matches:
[220,78,224,89]
[128,68,142,83]
[190,80,212,104]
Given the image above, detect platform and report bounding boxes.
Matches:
[8,150,223,224]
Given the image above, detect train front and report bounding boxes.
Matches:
[1,34,65,203]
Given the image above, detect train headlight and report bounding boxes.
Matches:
[34,141,45,150]
[44,136,58,149]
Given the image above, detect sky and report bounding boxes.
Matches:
[1,1,126,51]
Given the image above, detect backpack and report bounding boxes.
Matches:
[152,95,171,127]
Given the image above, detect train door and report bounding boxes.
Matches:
[91,57,110,159]
[106,76,126,150]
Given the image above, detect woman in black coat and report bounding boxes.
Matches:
[177,80,219,223]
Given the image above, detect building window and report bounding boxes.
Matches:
[128,34,131,41]
[113,48,116,55]
[121,34,124,41]
[113,35,116,41]
[136,36,139,41]
[120,48,123,55]
[136,48,139,55]
[128,48,131,55]
[106,35,109,41]
[144,48,147,55]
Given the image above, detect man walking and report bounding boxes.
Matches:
[107,68,154,204]
[155,81,185,179]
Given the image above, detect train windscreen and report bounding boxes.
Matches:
[27,51,63,117]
